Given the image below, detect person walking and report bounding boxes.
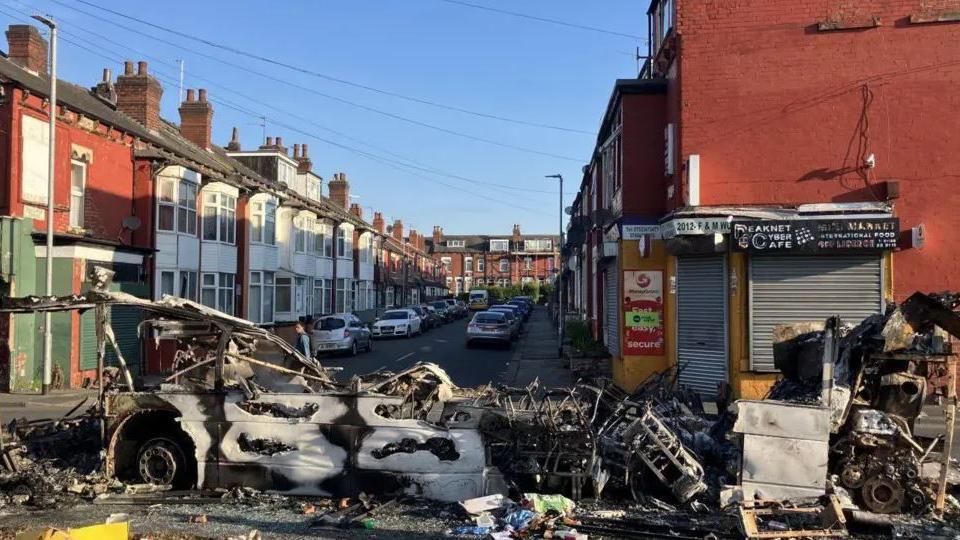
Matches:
[294,321,311,358]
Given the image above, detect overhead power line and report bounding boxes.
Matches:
[47,0,584,163]
[438,0,644,40]
[64,0,594,136]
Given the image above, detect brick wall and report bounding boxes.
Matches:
[673,0,960,298]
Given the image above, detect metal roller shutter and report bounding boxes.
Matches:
[677,256,727,396]
[749,255,883,372]
[604,261,620,359]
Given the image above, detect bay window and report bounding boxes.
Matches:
[314,279,327,315]
[179,271,197,300]
[276,276,293,313]
[336,278,353,312]
[160,271,175,297]
[201,272,235,315]
[202,191,236,244]
[158,177,176,231]
[295,217,307,253]
[177,182,197,235]
[250,271,278,324]
[250,199,277,245]
[336,226,353,258]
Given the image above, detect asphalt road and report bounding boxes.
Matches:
[321,315,518,388]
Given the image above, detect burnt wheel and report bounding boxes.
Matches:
[137,437,189,488]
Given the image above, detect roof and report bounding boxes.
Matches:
[426,234,560,254]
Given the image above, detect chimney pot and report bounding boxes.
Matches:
[185,88,195,102]
[301,144,309,157]
[124,60,134,75]
[266,136,274,146]
[275,136,283,148]
[293,144,300,159]
[226,126,242,151]
[198,88,207,102]
[102,68,111,82]
[137,60,147,75]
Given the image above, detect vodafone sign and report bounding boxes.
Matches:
[622,270,665,356]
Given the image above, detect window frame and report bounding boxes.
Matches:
[157,177,176,232]
[499,258,509,272]
[177,181,197,235]
[202,191,237,244]
[69,159,86,229]
[275,276,293,313]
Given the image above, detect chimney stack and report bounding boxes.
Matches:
[392,219,404,242]
[408,229,418,248]
[432,226,443,246]
[373,212,385,234]
[262,136,274,148]
[226,126,242,151]
[115,59,163,131]
[6,25,47,74]
[328,172,350,208]
[296,143,312,174]
[179,88,214,149]
[350,203,363,218]
[512,224,522,242]
[92,67,117,106]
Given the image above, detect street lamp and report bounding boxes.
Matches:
[545,174,564,357]
[33,14,57,395]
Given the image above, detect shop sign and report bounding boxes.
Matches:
[623,224,662,240]
[661,217,732,239]
[622,270,664,356]
[731,218,899,252]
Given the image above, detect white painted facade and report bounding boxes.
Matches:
[199,181,240,316]
[154,166,201,302]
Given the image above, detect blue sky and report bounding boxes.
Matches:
[1,0,647,235]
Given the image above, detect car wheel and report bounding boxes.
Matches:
[137,437,189,488]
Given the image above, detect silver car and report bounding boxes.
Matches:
[466,311,512,348]
[488,307,520,339]
[312,314,372,356]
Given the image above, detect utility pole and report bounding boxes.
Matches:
[546,174,564,357]
[34,15,57,395]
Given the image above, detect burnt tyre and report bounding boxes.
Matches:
[137,437,190,488]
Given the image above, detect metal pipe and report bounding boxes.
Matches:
[33,15,57,395]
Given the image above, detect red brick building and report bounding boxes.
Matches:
[566,0,960,397]
[428,225,559,295]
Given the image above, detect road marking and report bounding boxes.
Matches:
[395,352,415,363]
[434,339,448,344]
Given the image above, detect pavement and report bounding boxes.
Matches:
[0,387,97,423]
[325,305,570,389]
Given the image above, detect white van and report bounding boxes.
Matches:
[468,289,489,311]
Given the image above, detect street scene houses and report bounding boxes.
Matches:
[562,0,960,398]
[2,2,960,538]
[428,225,560,295]
[0,26,446,392]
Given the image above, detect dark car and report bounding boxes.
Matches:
[431,301,454,322]
[507,300,531,320]
[407,305,432,331]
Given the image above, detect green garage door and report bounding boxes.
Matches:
[80,280,149,374]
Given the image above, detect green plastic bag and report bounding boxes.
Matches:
[523,493,575,514]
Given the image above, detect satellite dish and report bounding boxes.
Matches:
[564,206,574,215]
[122,216,142,231]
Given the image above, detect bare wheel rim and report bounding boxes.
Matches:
[138,438,182,486]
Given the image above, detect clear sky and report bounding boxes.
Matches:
[1,0,647,235]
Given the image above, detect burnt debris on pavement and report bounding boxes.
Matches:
[2,267,960,538]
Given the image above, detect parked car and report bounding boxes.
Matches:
[506,300,531,320]
[465,311,511,348]
[431,301,454,322]
[487,307,520,339]
[371,309,422,338]
[490,304,523,326]
[420,304,442,329]
[407,305,432,331]
[312,313,372,356]
[468,290,489,311]
[443,299,465,319]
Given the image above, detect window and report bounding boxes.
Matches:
[385,286,395,308]
[336,278,353,312]
[160,271,175,297]
[69,160,85,228]
[218,273,235,315]
[464,257,473,272]
[158,178,176,231]
[179,271,197,300]
[359,234,371,263]
[499,258,509,272]
[336,226,353,258]
[649,0,675,57]
[177,182,197,235]
[314,221,325,254]
[446,239,465,248]
[489,239,509,252]
[601,131,621,207]
[295,277,306,313]
[314,279,326,315]
[250,199,277,245]
[202,191,236,244]
[249,272,262,323]
[441,257,452,272]
[524,239,552,252]
[276,276,293,313]
[477,258,485,272]
[325,279,334,311]
[524,257,533,271]
[295,217,307,253]
[201,273,217,309]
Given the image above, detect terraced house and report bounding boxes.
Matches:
[0,22,445,392]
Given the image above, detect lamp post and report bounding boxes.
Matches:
[33,14,57,395]
[545,174,564,357]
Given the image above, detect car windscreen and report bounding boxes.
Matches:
[474,313,505,324]
[382,311,408,320]
[470,294,485,300]
[490,309,514,320]
[319,318,346,330]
